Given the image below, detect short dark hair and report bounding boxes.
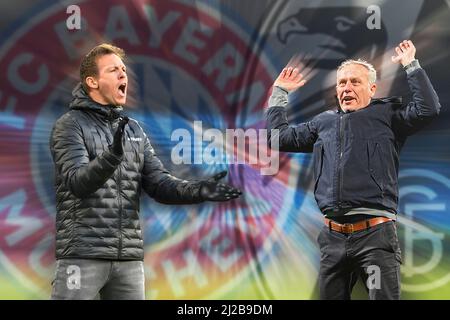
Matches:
[79,43,126,92]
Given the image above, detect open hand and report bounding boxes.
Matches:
[200,171,242,202]
[273,67,307,92]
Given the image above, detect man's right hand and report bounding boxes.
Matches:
[273,67,307,93]
[110,116,129,156]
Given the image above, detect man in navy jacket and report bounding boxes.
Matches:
[266,40,441,299]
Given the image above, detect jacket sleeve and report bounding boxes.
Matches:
[141,133,204,204]
[50,113,123,198]
[266,86,318,153]
[393,67,441,136]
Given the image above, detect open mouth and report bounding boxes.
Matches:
[341,96,356,103]
[118,83,127,97]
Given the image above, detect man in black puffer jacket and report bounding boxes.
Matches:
[50,44,241,300]
[266,40,440,299]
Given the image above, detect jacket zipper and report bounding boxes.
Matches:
[110,120,123,260]
[117,166,123,260]
[336,114,345,207]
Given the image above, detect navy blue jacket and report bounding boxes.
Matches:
[266,68,441,215]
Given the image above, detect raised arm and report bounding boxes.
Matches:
[266,66,318,153]
[391,40,441,136]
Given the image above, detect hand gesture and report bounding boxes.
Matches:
[200,171,242,202]
[273,67,307,93]
[111,116,129,156]
[391,40,416,67]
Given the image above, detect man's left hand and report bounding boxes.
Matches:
[391,40,416,67]
[200,171,242,201]
[110,116,129,156]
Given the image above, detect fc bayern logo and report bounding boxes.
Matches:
[0,0,312,299]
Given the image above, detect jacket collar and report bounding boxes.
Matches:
[335,95,403,114]
[69,83,124,120]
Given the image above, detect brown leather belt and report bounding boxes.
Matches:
[324,217,392,234]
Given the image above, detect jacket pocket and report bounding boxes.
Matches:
[367,141,384,192]
[313,143,324,194]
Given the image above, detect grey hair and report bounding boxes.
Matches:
[337,59,377,84]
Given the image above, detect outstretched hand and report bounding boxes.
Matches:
[391,40,416,67]
[200,171,242,202]
[111,116,129,156]
[273,67,307,93]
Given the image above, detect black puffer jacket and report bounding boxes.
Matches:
[50,84,203,261]
[267,68,441,215]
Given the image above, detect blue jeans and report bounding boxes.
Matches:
[50,259,145,300]
[318,220,402,300]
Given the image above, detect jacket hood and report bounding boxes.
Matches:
[69,83,124,120]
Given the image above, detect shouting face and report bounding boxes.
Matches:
[336,64,376,112]
[88,53,128,106]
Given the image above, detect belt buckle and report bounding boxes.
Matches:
[342,223,354,233]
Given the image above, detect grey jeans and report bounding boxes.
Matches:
[50,259,145,300]
[318,220,402,300]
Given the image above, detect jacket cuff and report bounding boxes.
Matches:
[404,59,421,75]
[268,86,289,108]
